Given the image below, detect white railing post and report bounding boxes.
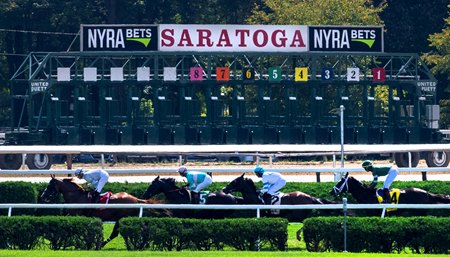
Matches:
[8,207,12,217]
[139,207,143,218]
[343,198,347,253]
[381,206,386,218]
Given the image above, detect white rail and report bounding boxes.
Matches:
[1,167,449,175]
[2,203,449,218]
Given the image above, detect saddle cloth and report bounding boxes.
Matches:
[198,191,209,205]
[376,188,401,212]
[99,192,112,204]
[269,192,284,215]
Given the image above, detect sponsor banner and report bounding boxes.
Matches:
[30,80,49,93]
[417,81,437,96]
[309,26,384,52]
[81,24,158,51]
[159,24,308,52]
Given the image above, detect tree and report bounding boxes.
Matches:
[423,7,450,81]
[247,0,385,25]
[422,5,450,128]
[379,0,449,54]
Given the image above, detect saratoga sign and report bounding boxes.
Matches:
[80,24,383,53]
[159,24,308,52]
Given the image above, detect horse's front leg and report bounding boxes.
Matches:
[102,221,120,248]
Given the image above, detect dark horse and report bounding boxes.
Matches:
[142,176,241,218]
[330,173,450,215]
[222,173,338,221]
[40,176,171,248]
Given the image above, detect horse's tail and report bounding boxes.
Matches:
[431,193,450,204]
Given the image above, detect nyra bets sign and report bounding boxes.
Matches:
[81,24,158,51]
[159,24,309,52]
[309,26,384,52]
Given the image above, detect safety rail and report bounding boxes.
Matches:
[1,167,449,182]
[2,203,450,219]
[1,167,450,175]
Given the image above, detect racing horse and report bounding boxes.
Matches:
[40,175,171,248]
[330,173,450,215]
[142,176,242,218]
[222,173,338,221]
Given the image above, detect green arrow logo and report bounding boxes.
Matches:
[352,39,375,48]
[127,38,151,47]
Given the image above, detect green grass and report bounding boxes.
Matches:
[0,223,445,257]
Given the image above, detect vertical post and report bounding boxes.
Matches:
[256,207,260,218]
[343,198,347,253]
[101,154,105,169]
[21,154,26,169]
[66,154,73,171]
[421,172,427,181]
[340,105,345,169]
[139,207,143,218]
[8,207,12,217]
[408,152,411,167]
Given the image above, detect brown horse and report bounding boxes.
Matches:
[39,175,171,248]
[222,173,338,221]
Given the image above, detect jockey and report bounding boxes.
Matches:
[254,166,286,205]
[362,160,399,203]
[178,166,213,204]
[75,168,110,203]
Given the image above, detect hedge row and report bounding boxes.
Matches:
[303,216,450,254]
[0,216,103,250]
[120,217,288,251]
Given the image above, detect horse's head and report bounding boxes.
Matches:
[143,176,178,199]
[223,173,256,194]
[330,173,350,196]
[40,176,85,203]
[40,176,60,203]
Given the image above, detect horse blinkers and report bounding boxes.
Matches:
[330,175,349,196]
[40,179,58,202]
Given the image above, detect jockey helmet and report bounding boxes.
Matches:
[178,166,188,176]
[74,168,84,177]
[362,160,373,169]
[254,166,265,177]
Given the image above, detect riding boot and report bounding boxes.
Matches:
[191,191,199,204]
[91,191,100,203]
[382,188,390,203]
[263,193,272,205]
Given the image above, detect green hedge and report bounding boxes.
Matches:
[0,216,103,250]
[302,216,450,254]
[120,217,288,251]
[0,182,37,215]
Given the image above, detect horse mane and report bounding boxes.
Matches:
[349,176,372,189]
[243,177,258,192]
[61,178,85,191]
[161,177,178,188]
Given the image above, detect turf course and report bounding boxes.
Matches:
[0,223,445,256]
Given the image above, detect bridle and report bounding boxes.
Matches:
[331,176,349,196]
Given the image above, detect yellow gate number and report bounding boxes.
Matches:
[243,68,254,81]
[295,67,308,82]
